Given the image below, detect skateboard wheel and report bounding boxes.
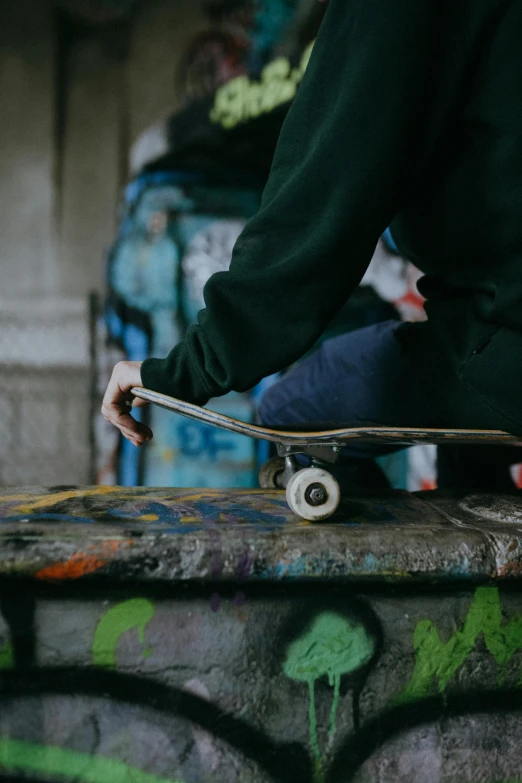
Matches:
[285,468,340,521]
[258,456,286,489]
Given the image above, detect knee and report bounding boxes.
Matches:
[257,373,300,428]
[258,381,289,428]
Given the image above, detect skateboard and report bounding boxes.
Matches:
[131,388,522,521]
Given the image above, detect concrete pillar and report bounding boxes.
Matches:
[58,38,123,297]
[0,0,57,298]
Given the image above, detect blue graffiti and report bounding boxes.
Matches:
[177,422,235,459]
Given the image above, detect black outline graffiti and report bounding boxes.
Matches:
[0,595,36,668]
[327,690,522,783]
[0,668,311,783]
[1,583,522,783]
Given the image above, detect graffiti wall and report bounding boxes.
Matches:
[1,486,522,781]
[0,585,521,783]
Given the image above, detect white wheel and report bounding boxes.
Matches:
[285,467,340,521]
[258,456,286,489]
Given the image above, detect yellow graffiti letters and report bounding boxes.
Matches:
[210,42,314,129]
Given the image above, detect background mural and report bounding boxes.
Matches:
[104,170,270,488]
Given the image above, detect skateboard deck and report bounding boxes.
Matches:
[131,387,522,521]
[131,388,522,448]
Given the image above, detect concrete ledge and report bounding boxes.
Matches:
[0,486,521,583]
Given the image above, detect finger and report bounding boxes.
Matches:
[101,402,143,430]
[132,397,149,408]
[115,421,151,447]
[121,431,145,447]
[101,406,153,440]
[102,368,125,409]
[119,423,148,442]
[102,369,141,415]
[102,405,152,447]
[122,421,153,442]
[111,421,145,443]
[118,419,152,442]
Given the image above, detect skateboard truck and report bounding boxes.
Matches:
[259,446,343,521]
[277,442,341,462]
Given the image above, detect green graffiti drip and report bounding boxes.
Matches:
[0,642,13,669]
[283,611,374,779]
[397,587,522,704]
[328,673,341,737]
[308,678,321,763]
[0,737,184,783]
[92,598,155,669]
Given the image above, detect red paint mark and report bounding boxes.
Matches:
[496,559,522,578]
[35,540,131,581]
[399,289,425,309]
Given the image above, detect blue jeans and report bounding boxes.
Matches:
[258,321,520,490]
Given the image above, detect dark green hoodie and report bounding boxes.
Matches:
[142,0,522,433]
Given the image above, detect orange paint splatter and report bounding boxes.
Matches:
[35,540,131,582]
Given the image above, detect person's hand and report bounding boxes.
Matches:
[101,361,153,447]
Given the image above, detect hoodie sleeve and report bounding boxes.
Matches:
[141,0,440,404]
